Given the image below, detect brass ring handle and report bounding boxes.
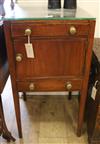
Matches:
[16,53,23,62]
[25,29,32,36]
[65,82,72,90]
[69,26,77,35]
[29,83,35,91]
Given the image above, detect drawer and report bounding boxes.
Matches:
[17,79,82,92]
[11,22,89,37]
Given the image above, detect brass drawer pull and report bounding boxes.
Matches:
[65,82,72,90]
[16,53,23,62]
[29,83,35,91]
[69,26,77,35]
[25,29,32,36]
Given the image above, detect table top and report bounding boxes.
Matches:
[0,1,96,21]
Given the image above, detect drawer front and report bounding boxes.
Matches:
[17,79,82,92]
[11,22,89,37]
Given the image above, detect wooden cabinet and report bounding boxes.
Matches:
[86,50,100,144]
[4,20,95,138]
[87,76,100,144]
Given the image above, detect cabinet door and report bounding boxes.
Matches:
[14,38,87,80]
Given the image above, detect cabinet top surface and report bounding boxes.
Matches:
[0,2,96,21]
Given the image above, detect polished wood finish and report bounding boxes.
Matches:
[14,38,86,79]
[4,19,95,138]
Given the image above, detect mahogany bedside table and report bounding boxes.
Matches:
[3,4,96,138]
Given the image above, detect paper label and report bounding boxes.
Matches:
[25,43,34,58]
[91,86,97,100]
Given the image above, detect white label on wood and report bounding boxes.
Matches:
[91,86,97,100]
[25,43,34,58]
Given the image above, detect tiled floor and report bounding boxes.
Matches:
[0,77,88,144]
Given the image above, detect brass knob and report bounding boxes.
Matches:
[29,83,35,91]
[69,26,77,35]
[16,53,23,62]
[66,82,72,90]
[25,29,32,36]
